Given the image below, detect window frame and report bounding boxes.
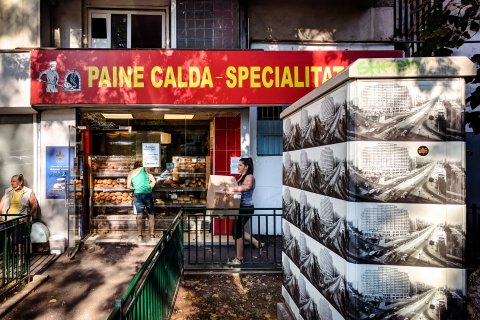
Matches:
[88,9,169,48]
[256,106,286,157]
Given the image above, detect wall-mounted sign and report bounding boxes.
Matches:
[46,146,73,199]
[142,143,160,167]
[30,49,402,105]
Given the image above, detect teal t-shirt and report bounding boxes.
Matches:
[131,168,152,193]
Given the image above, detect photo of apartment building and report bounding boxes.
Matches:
[361,267,410,300]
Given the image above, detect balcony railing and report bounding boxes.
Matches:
[0,214,31,297]
[183,207,283,271]
[107,207,282,319]
[107,211,183,320]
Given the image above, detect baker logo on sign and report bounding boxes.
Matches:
[418,146,429,156]
[37,60,81,93]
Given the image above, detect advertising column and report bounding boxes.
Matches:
[281,57,476,320]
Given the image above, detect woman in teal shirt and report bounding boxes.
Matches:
[127,161,156,241]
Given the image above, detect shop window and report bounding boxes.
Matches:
[257,106,285,156]
[89,10,168,48]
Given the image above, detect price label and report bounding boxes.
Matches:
[170,193,178,199]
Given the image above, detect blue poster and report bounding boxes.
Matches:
[46,146,73,199]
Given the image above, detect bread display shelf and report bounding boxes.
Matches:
[93,173,129,178]
[89,155,209,216]
[154,203,206,208]
[167,172,206,176]
[93,188,132,192]
[93,204,133,207]
[93,203,206,208]
[155,187,207,192]
[90,156,136,174]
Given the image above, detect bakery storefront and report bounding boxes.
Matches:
[29,49,402,247]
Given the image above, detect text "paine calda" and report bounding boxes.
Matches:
[87,65,346,89]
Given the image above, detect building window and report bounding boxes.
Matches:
[89,10,169,48]
[257,106,286,156]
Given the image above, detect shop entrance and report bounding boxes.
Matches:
[75,109,241,239]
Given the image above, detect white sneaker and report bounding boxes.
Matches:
[227,258,243,265]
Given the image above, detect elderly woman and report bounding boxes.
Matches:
[0,174,37,221]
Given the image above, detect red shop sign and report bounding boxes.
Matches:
[31,49,402,105]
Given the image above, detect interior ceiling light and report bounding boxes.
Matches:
[164,114,195,120]
[101,113,133,119]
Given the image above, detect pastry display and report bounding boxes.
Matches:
[90,155,208,214]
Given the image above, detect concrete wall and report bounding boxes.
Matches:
[0,52,33,112]
[0,52,37,196]
[248,0,393,42]
[39,109,76,239]
[0,0,40,49]
[0,115,36,192]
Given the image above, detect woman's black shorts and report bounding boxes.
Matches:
[232,206,254,240]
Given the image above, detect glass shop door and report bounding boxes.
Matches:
[67,126,85,249]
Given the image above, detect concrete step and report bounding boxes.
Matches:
[84,231,164,245]
[92,214,175,231]
[92,214,211,232]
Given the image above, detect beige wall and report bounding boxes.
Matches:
[0,52,33,111]
[0,0,40,49]
[39,109,76,239]
[248,0,393,42]
[0,114,36,192]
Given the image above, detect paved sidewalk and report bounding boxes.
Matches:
[0,242,154,320]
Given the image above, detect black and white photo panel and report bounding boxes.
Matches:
[346,202,465,268]
[347,141,465,204]
[283,219,302,268]
[283,186,348,258]
[347,79,465,141]
[299,228,349,318]
[284,85,347,152]
[283,143,347,200]
[299,273,344,320]
[283,186,302,229]
[347,264,466,319]
[282,253,302,317]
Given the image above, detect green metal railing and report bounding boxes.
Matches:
[183,207,282,270]
[108,210,183,320]
[0,214,31,296]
